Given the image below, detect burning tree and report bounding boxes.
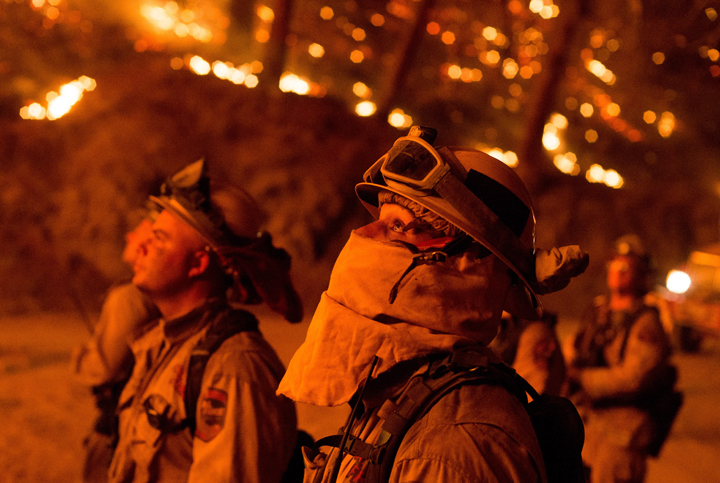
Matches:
[1,0,720,315]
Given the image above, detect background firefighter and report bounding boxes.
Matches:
[563,234,682,483]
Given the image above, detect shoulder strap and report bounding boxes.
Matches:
[619,304,660,361]
[184,308,259,435]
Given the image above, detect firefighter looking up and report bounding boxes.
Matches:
[278,126,589,482]
[108,159,302,483]
[73,215,160,483]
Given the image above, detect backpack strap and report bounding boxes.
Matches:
[313,347,525,483]
[184,308,259,435]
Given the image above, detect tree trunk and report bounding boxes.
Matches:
[376,0,437,121]
[518,0,589,193]
[262,0,293,91]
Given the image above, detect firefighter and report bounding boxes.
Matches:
[278,126,589,482]
[564,234,681,483]
[108,159,302,483]
[73,216,160,483]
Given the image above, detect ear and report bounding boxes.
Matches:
[188,249,211,278]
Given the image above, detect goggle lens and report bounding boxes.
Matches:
[384,140,441,182]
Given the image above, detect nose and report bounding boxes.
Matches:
[136,235,151,257]
[356,219,387,241]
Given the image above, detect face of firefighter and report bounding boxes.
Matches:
[132,210,208,299]
[355,203,444,246]
[122,218,154,266]
[607,255,643,295]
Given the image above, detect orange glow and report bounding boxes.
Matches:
[441,31,456,45]
[508,0,523,14]
[371,14,385,27]
[20,76,96,121]
[426,22,440,35]
[320,6,333,20]
[255,29,270,43]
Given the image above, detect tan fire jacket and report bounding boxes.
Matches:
[73,283,159,387]
[109,300,297,483]
[305,360,547,483]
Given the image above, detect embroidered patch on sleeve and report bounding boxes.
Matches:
[195,387,228,442]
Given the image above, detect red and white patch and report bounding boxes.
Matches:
[195,387,228,442]
[172,364,186,396]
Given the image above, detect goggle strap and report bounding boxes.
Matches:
[436,146,468,181]
[433,173,536,285]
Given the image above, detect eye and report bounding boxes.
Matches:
[389,219,406,232]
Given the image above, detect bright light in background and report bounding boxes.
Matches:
[308,43,325,58]
[580,103,594,117]
[352,28,366,41]
[501,150,519,168]
[658,111,675,138]
[189,55,211,74]
[605,102,621,117]
[441,31,456,45]
[666,270,692,294]
[350,50,364,63]
[483,148,519,168]
[256,5,274,22]
[426,22,440,35]
[550,113,568,129]
[587,59,616,85]
[447,65,462,79]
[279,73,310,95]
[244,74,259,88]
[20,76,96,121]
[353,82,371,98]
[388,108,413,128]
[587,164,605,183]
[356,101,376,117]
[643,111,656,124]
[586,163,624,188]
[370,14,385,26]
[604,169,622,188]
[542,124,561,150]
[319,6,333,20]
[212,61,229,79]
[554,153,580,175]
[182,55,277,90]
[483,26,498,41]
[140,1,217,42]
[503,58,519,79]
[480,50,501,66]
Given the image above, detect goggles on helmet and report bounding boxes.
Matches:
[364,127,466,198]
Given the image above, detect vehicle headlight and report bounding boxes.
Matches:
[666,270,692,294]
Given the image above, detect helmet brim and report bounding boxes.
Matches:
[149,195,222,248]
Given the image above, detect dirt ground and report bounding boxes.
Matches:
[1,310,718,483]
